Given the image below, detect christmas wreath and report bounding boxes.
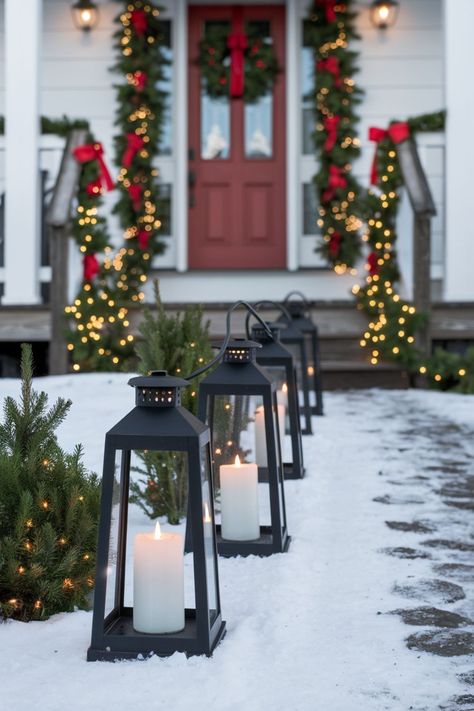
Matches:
[198,23,280,103]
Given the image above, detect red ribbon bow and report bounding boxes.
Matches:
[328,231,342,257]
[227,31,248,98]
[137,230,150,250]
[83,253,100,282]
[128,184,143,212]
[323,116,341,152]
[133,71,148,91]
[73,143,115,192]
[367,252,379,276]
[317,56,342,87]
[368,122,410,185]
[86,178,103,197]
[322,165,347,203]
[122,133,145,169]
[316,0,338,23]
[130,9,148,36]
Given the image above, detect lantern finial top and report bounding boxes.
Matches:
[251,321,282,343]
[128,370,189,408]
[221,339,262,364]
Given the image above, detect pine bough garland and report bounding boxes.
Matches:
[305,0,364,270]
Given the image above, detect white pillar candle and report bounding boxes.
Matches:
[220,456,259,541]
[255,404,285,467]
[133,522,185,634]
[276,383,288,409]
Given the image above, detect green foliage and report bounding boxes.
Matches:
[305,0,364,268]
[111,1,169,299]
[0,345,100,621]
[423,347,474,394]
[130,283,213,523]
[198,23,280,103]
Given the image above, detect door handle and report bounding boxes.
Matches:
[188,170,196,188]
[188,170,196,208]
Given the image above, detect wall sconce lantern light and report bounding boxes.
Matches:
[370,0,399,29]
[72,0,100,32]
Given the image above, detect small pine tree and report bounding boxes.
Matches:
[0,345,100,621]
[130,283,214,523]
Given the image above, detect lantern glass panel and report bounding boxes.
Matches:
[259,364,290,451]
[200,447,219,624]
[103,450,121,620]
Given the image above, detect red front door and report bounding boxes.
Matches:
[188,5,286,270]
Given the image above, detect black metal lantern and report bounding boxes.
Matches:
[248,320,304,481]
[87,371,225,661]
[369,0,399,29]
[282,291,324,417]
[71,0,99,32]
[197,340,291,557]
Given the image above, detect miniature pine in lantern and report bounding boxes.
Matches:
[0,345,100,621]
[130,283,213,523]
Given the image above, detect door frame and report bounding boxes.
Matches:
[172,0,299,272]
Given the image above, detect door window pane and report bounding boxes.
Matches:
[303,183,319,235]
[302,22,315,156]
[245,95,273,158]
[201,21,231,160]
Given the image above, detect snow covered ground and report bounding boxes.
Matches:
[1,374,474,711]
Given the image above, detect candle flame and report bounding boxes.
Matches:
[234,455,241,467]
[378,5,390,21]
[204,502,212,524]
[154,521,161,540]
[307,366,315,376]
[282,383,288,393]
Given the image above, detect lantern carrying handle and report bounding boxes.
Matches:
[244,299,293,339]
[283,290,312,312]
[185,300,273,382]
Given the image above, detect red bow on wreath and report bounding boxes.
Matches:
[317,56,342,87]
[323,116,341,152]
[122,133,145,169]
[73,143,115,192]
[328,231,342,257]
[130,9,148,36]
[316,0,338,23]
[367,251,379,276]
[137,230,150,250]
[227,31,248,98]
[322,165,347,203]
[128,184,143,212]
[83,253,100,282]
[368,122,410,185]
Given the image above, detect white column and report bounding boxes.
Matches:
[286,0,300,272]
[3,0,42,304]
[174,0,188,272]
[444,0,474,301]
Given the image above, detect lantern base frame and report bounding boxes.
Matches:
[87,607,226,661]
[216,525,291,557]
[257,464,305,481]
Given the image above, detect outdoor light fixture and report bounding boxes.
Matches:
[71,0,99,32]
[197,338,291,557]
[282,291,324,417]
[87,371,225,661]
[370,0,399,29]
[245,306,304,481]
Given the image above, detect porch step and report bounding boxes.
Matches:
[320,360,409,390]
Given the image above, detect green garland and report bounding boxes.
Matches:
[198,23,279,103]
[305,0,364,270]
[111,1,169,304]
[355,109,474,393]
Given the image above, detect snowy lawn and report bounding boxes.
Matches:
[1,374,474,711]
